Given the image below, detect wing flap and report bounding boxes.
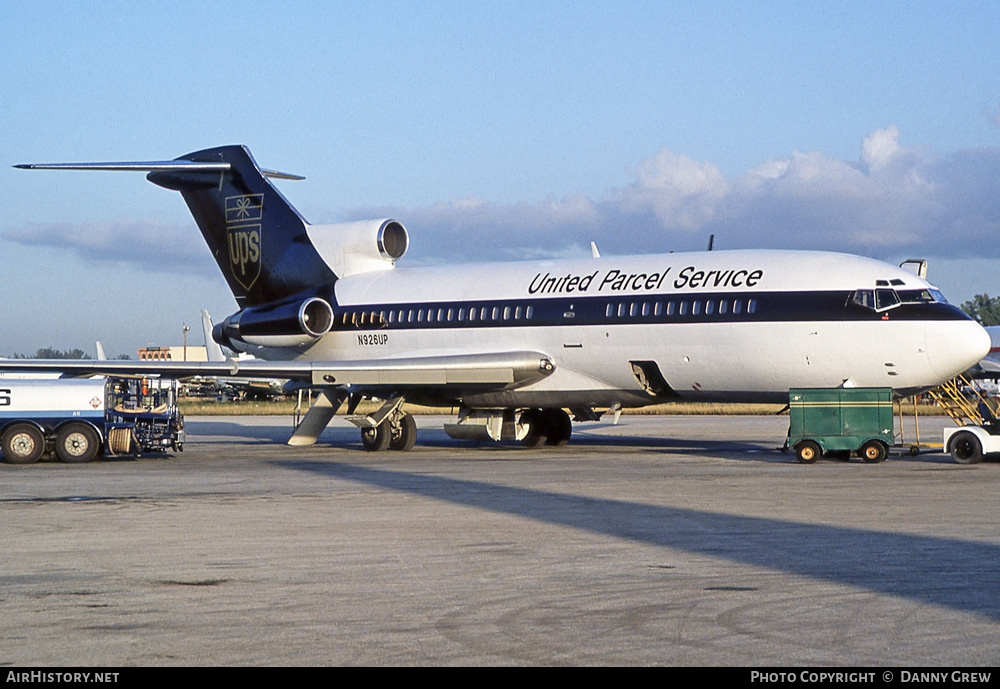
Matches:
[310,351,550,388]
[310,367,514,386]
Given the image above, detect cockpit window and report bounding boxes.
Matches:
[852,290,876,309]
[875,288,901,311]
[897,289,948,305]
[853,288,903,312]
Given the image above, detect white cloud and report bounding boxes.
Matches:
[612,149,728,230]
[861,125,902,170]
[4,220,215,274]
[5,128,999,274]
[390,127,999,263]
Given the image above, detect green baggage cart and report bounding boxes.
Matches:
[787,388,894,464]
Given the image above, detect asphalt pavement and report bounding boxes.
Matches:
[2,414,997,666]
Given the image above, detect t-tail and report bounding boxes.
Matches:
[17,145,410,352]
[147,145,336,306]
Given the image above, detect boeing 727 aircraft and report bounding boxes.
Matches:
[8,145,990,451]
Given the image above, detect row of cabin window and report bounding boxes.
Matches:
[340,298,762,328]
[605,298,758,318]
[341,304,537,327]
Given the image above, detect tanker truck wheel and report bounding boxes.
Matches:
[2,424,45,464]
[55,423,101,463]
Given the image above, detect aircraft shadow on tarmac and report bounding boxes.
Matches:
[184,419,973,465]
[412,427,995,464]
[185,420,774,454]
[282,458,1000,622]
[185,420,303,445]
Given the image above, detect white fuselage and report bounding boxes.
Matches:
[258,249,989,406]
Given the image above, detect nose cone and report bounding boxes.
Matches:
[926,320,991,381]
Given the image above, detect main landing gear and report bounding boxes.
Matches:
[441,407,574,447]
[351,399,575,452]
[360,410,417,452]
[518,408,572,447]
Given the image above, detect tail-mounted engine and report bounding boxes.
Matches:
[307,219,409,278]
[214,296,334,350]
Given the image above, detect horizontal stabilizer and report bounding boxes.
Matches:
[14,160,303,180]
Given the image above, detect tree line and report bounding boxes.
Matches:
[961,294,1000,326]
[3,348,131,360]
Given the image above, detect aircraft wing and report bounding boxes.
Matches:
[967,360,1000,377]
[966,326,1000,378]
[0,351,556,391]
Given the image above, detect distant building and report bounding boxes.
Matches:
[138,346,208,362]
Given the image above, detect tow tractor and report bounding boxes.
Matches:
[928,374,1000,464]
[943,414,1000,465]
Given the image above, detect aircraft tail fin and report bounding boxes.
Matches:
[18,147,337,307]
[17,146,410,316]
[201,310,227,362]
[146,146,336,306]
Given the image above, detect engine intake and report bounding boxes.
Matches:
[306,218,409,277]
[377,220,409,261]
[215,297,334,349]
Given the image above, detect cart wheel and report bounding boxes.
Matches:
[860,440,888,464]
[908,445,919,457]
[794,440,821,464]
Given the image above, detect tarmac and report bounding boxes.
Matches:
[1,413,998,666]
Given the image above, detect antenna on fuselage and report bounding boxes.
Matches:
[707,234,715,251]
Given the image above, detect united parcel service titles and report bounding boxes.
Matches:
[527,265,764,295]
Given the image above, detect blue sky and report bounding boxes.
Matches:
[2,1,999,356]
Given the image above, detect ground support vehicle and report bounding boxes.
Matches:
[787,387,894,464]
[0,377,184,464]
[943,423,1000,464]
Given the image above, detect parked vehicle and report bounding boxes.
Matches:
[0,377,183,464]
[943,420,1000,465]
[787,387,893,464]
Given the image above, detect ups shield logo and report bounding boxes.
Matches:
[225,194,263,292]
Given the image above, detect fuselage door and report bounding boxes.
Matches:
[630,360,680,399]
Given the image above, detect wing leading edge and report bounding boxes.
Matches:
[0,351,556,391]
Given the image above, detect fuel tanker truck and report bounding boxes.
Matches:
[0,377,184,464]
